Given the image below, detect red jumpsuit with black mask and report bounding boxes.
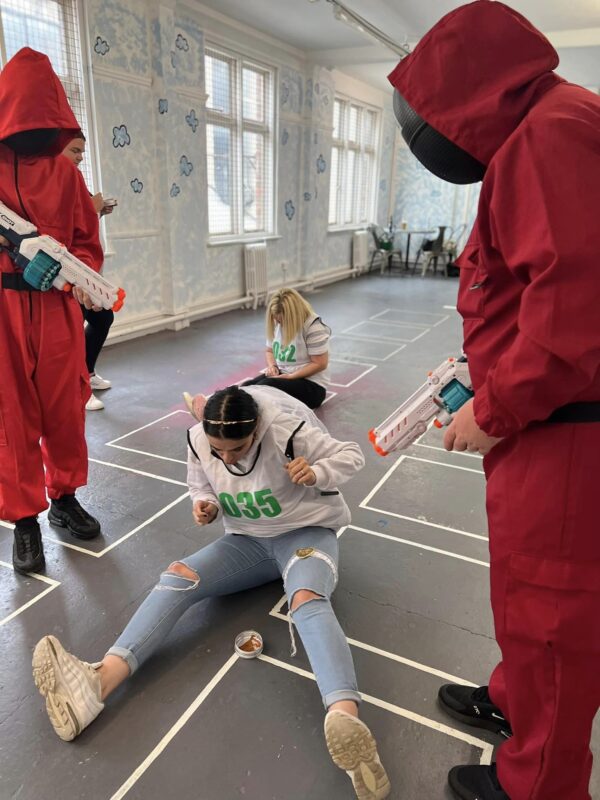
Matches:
[0,48,102,523]
[389,2,600,798]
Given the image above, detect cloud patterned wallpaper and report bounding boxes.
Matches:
[86,0,478,334]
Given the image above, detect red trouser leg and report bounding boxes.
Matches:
[33,293,89,500]
[484,423,600,800]
[0,289,89,520]
[0,288,47,521]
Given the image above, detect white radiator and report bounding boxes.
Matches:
[244,242,269,310]
[352,230,369,273]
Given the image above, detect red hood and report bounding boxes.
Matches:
[0,47,81,155]
[388,1,562,165]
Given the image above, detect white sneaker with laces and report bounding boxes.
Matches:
[85,393,104,411]
[32,635,104,741]
[90,373,111,391]
[324,710,391,799]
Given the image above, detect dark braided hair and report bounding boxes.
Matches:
[203,386,259,440]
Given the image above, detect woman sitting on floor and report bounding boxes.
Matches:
[242,287,331,409]
[32,384,390,800]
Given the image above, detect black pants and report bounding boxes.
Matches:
[80,305,114,375]
[242,374,326,409]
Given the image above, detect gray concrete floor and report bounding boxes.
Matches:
[1,272,598,799]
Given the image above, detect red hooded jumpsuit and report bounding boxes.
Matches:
[389,2,600,798]
[0,48,103,523]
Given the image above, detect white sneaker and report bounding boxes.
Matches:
[85,393,104,411]
[90,373,111,391]
[324,710,391,799]
[32,635,104,741]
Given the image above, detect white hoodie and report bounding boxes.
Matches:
[187,393,364,537]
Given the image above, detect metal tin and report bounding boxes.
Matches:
[234,630,264,659]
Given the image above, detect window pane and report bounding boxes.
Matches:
[207,124,233,235]
[242,131,265,232]
[242,67,265,123]
[359,152,374,223]
[363,110,377,148]
[348,105,360,143]
[206,52,232,115]
[343,150,356,224]
[329,146,340,226]
[333,99,344,140]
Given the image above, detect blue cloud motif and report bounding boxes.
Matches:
[130,178,143,194]
[94,36,110,56]
[175,33,189,51]
[303,192,312,202]
[323,95,330,106]
[281,129,289,146]
[170,50,177,69]
[179,155,193,177]
[186,109,199,132]
[281,84,290,105]
[316,154,327,174]
[284,200,295,221]
[112,125,131,148]
[158,98,168,114]
[170,183,181,198]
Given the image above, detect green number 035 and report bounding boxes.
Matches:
[218,489,282,519]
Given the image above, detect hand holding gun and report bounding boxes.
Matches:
[369,357,473,455]
[0,200,125,311]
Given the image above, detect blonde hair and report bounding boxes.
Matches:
[266,288,315,347]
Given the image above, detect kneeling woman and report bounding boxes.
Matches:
[32,386,390,800]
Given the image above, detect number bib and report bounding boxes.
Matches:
[218,489,282,519]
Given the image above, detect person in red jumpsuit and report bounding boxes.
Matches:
[388,2,600,798]
[0,48,104,575]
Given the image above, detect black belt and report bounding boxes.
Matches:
[1,272,39,291]
[547,403,600,424]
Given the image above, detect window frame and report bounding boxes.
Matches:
[205,43,277,243]
[329,94,381,231]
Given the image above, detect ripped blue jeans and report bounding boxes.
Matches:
[107,526,360,708]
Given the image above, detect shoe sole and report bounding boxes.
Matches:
[325,712,391,800]
[438,697,512,739]
[47,510,101,541]
[32,636,82,741]
[13,556,46,576]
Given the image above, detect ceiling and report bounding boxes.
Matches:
[193,0,600,90]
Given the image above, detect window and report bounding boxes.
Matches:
[0,0,92,187]
[329,97,379,228]
[205,46,275,239]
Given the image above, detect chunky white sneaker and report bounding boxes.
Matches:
[90,373,111,391]
[32,635,104,741]
[85,393,104,411]
[324,711,391,800]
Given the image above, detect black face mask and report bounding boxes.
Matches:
[393,90,486,185]
[2,128,60,156]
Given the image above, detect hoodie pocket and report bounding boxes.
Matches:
[456,243,486,321]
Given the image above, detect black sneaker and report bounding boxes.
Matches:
[13,516,45,574]
[48,495,101,540]
[448,763,509,800]
[439,684,512,738]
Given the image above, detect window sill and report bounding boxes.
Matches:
[328,225,368,234]
[208,234,282,247]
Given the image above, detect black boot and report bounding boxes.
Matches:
[13,516,45,574]
[438,684,512,738]
[48,494,101,540]
[448,763,509,800]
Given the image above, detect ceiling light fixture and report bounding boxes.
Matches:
[326,0,411,57]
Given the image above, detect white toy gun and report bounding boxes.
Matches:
[0,200,126,311]
[369,356,473,455]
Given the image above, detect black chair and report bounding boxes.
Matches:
[368,225,404,274]
[416,226,451,276]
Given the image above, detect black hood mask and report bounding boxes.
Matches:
[393,89,486,185]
